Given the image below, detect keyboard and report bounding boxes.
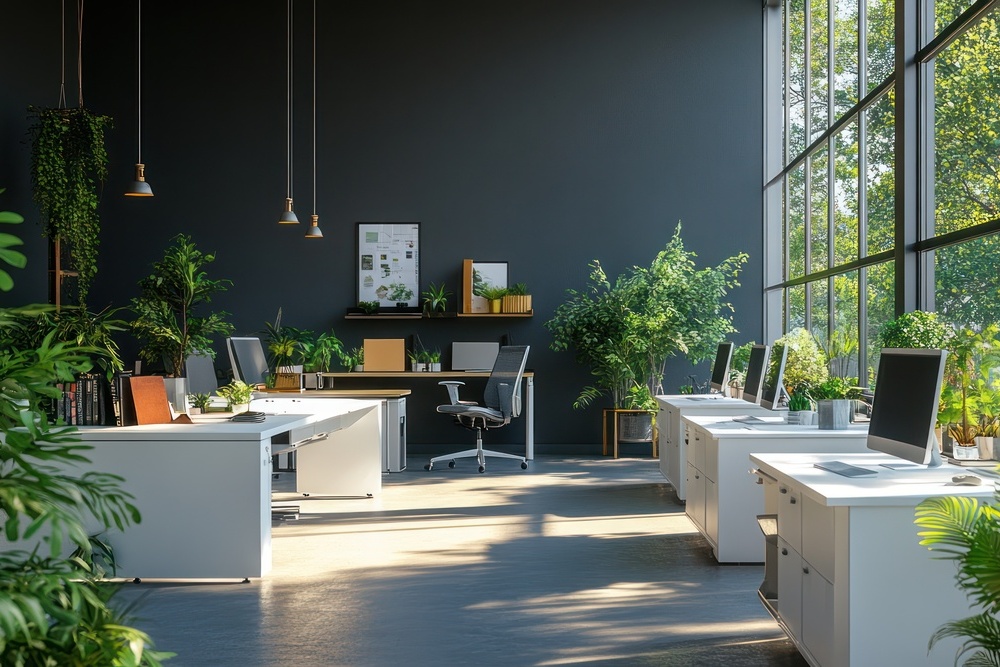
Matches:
[814,460,877,477]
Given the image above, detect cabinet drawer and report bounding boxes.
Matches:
[777,484,802,553]
[776,537,802,640]
[801,495,835,581]
[801,563,834,667]
[691,428,706,472]
[703,436,719,482]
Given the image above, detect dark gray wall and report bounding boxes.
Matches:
[1,0,764,453]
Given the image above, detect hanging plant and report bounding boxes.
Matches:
[28,105,112,306]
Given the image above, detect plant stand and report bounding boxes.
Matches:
[602,409,658,459]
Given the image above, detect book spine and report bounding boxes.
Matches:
[69,381,77,425]
[90,374,99,425]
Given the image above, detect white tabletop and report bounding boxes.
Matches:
[685,414,869,438]
[751,452,997,506]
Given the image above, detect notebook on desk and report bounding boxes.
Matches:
[451,342,499,371]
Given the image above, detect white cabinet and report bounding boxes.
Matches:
[655,395,767,501]
[754,452,996,666]
[683,417,869,563]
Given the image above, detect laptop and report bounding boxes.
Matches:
[451,342,500,371]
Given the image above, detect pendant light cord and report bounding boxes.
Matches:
[137,0,142,163]
[58,0,66,108]
[312,0,317,215]
[76,0,84,107]
[287,0,294,198]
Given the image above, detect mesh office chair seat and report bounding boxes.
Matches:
[425,345,530,473]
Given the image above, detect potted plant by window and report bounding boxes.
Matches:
[545,223,748,442]
[216,380,255,413]
[130,234,234,411]
[809,376,859,430]
[479,285,508,314]
[786,386,815,425]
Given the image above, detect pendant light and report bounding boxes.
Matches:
[125,0,153,197]
[278,0,299,224]
[305,0,323,239]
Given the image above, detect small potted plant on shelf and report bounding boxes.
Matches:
[216,379,255,413]
[422,282,451,316]
[428,348,442,372]
[502,282,532,314]
[786,386,814,425]
[479,285,508,314]
[343,347,364,372]
[359,300,380,315]
[408,348,426,372]
[187,392,212,415]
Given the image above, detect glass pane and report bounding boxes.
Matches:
[934,233,1000,328]
[788,164,807,280]
[788,0,807,160]
[811,146,830,274]
[811,0,830,138]
[866,0,894,88]
[810,278,830,344]
[829,271,860,380]
[833,0,860,118]
[933,10,1000,236]
[936,0,977,35]
[788,284,806,331]
[865,90,895,255]
[834,121,859,266]
[865,261,895,386]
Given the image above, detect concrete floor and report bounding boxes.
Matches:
[115,456,807,666]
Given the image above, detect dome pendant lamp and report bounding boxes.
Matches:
[279,0,299,224]
[305,0,323,239]
[125,0,153,197]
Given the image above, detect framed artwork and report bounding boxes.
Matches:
[356,223,421,309]
[464,260,508,313]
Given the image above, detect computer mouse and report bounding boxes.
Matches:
[952,474,983,486]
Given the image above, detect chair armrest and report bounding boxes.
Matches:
[439,380,465,405]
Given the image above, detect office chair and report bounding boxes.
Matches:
[425,345,530,473]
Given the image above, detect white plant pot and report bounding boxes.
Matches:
[952,444,980,461]
[817,399,851,430]
[975,436,995,461]
[229,403,250,414]
[188,407,203,415]
[788,410,816,426]
[429,362,442,372]
[412,362,427,372]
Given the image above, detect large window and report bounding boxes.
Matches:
[765,0,1000,385]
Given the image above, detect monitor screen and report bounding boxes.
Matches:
[759,343,788,411]
[709,343,735,396]
[867,348,947,466]
[227,337,269,386]
[741,345,771,405]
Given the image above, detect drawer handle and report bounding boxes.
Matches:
[803,567,810,574]
[781,548,788,556]
[780,488,788,494]
[790,497,797,505]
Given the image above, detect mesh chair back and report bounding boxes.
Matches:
[483,346,529,415]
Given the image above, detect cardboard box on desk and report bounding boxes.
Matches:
[363,338,406,371]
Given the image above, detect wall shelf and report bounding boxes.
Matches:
[457,311,533,318]
[344,311,532,320]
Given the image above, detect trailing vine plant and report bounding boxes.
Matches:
[28,105,112,306]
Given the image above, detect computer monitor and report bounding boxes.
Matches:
[709,343,735,396]
[866,348,947,467]
[759,342,788,411]
[740,344,771,406]
[227,337,269,386]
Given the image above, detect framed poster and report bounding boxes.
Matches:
[356,223,421,309]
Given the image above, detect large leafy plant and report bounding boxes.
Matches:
[877,310,956,351]
[131,234,234,378]
[915,491,1000,665]
[0,188,27,292]
[776,328,829,392]
[0,211,171,664]
[545,223,747,410]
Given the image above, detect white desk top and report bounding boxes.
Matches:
[76,401,380,442]
[751,452,997,507]
[655,394,755,409]
[685,414,869,438]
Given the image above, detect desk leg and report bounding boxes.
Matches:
[525,376,534,460]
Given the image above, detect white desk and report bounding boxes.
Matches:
[751,452,994,666]
[654,394,769,499]
[74,402,381,580]
[682,417,870,563]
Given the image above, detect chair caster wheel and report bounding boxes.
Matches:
[424,464,432,471]
[448,461,456,468]
[478,466,486,473]
[521,462,528,469]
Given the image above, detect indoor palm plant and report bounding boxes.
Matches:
[130,234,234,403]
[915,490,1000,665]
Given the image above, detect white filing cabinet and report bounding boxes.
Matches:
[752,452,994,666]
[654,395,768,500]
[682,417,870,563]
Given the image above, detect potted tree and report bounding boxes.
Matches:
[130,234,234,410]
